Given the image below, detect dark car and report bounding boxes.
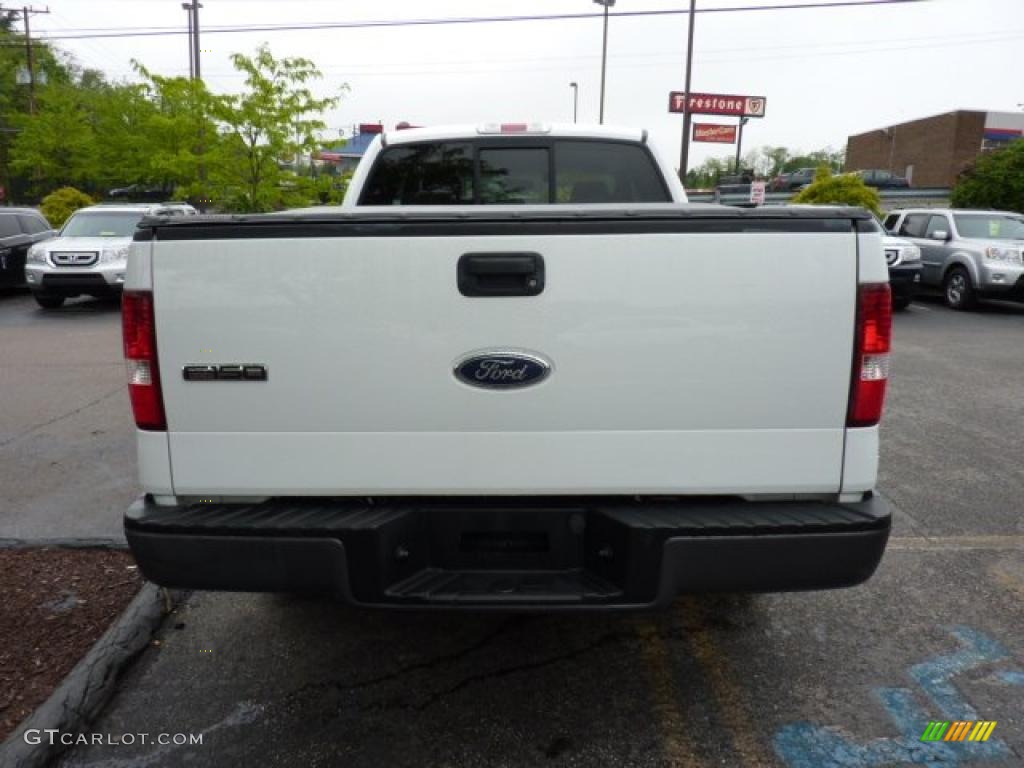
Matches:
[0,208,57,289]
[770,167,817,192]
[854,169,910,189]
[107,184,176,202]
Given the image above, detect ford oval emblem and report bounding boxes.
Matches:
[454,351,551,390]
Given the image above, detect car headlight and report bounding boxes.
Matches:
[101,244,130,264]
[985,246,1022,263]
[27,244,48,264]
[900,245,920,263]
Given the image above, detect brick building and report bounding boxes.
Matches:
[846,110,1024,188]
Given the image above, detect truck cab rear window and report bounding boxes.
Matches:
[358,140,670,205]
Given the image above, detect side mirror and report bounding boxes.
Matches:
[930,230,949,241]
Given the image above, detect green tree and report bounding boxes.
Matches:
[0,19,74,201]
[762,146,791,178]
[133,63,218,200]
[684,155,734,188]
[952,141,1024,214]
[8,69,157,197]
[9,82,100,196]
[207,44,344,211]
[783,148,845,174]
[792,166,882,215]
[41,186,94,227]
[92,80,159,191]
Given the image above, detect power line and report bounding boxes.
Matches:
[23,0,930,42]
[83,29,1024,82]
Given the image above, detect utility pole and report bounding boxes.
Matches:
[181,3,194,78]
[180,2,202,80]
[11,5,50,115]
[190,1,201,80]
[180,2,205,209]
[679,0,697,182]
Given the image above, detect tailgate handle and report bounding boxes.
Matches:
[458,252,544,297]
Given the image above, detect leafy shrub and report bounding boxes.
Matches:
[792,166,882,216]
[952,140,1024,214]
[41,187,95,228]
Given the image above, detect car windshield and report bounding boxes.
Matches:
[61,211,143,238]
[953,214,1024,241]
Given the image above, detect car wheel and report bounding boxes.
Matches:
[943,267,976,310]
[33,293,65,309]
[892,296,911,311]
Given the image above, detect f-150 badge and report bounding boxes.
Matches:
[454,351,550,390]
[183,364,267,381]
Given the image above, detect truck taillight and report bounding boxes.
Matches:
[847,283,892,428]
[122,291,166,431]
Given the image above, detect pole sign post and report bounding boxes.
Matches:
[669,92,766,118]
[693,123,737,144]
[749,181,767,205]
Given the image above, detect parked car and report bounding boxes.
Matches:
[854,170,909,189]
[107,184,176,202]
[770,167,817,192]
[0,208,57,289]
[882,208,1024,309]
[882,233,922,310]
[24,202,196,308]
[714,172,754,197]
[122,123,892,608]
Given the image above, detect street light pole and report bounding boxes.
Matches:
[593,0,615,125]
[570,82,579,123]
[735,117,749,174]
[679,0,697,182]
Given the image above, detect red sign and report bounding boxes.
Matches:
[669,92,766,118]
[693,123,737,144]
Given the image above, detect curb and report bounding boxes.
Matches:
[0,582,180,768]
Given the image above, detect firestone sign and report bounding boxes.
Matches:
[669,92,767,118]
[693,124,737,144]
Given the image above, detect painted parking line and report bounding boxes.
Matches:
[678,597,772,767]
[910,303,932,311]
[635,620,707,768]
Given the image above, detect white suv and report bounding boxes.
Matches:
[25,202,196,308]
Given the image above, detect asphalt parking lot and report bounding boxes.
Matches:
[2,290,1022,768]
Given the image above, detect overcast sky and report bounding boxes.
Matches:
[33,0,1024,169]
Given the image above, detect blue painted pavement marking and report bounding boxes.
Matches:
[908,626,1007,719]
[995,670,1024,686]
[774,626,1022,768]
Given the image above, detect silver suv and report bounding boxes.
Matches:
[882,208,1024,310]
[24,202,195,308]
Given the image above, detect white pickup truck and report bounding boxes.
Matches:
[122,124,893,608]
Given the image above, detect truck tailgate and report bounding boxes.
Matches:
[145,213,860,496]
